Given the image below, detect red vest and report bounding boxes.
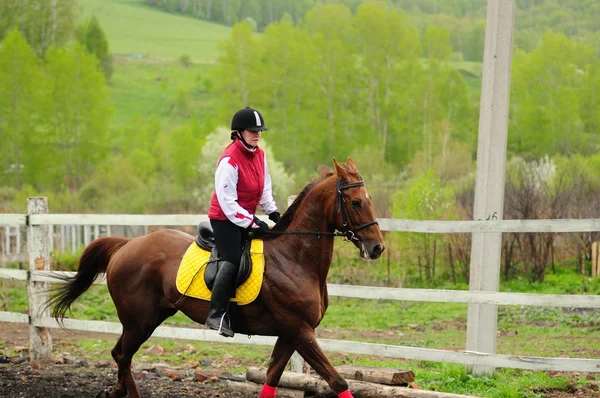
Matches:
[208,139,265,220]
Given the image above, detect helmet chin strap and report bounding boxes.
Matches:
[235,131,257,149]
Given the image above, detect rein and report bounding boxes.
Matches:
[258,179,378,242]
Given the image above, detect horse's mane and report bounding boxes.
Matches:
[262,165,335,240]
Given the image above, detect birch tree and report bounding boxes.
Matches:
[0,29,42,188]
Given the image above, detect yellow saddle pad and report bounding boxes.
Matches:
[175,240,264,305]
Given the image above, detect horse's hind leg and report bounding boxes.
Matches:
[295,326,351,397]
[260,336,296,397]
[97,308,177,398]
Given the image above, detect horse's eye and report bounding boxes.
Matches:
[351,199,361,208]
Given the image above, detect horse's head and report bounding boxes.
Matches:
[332,157,386,259]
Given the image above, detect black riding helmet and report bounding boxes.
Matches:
[231,107,269,132]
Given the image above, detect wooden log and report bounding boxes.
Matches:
[246,367,480,398]
[336,365,415,386]
[246,367,330,395]
[224,380,304,398]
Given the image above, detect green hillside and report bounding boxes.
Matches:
[77,0,483,132]
[78,0,231,62]
[108,58,214,127]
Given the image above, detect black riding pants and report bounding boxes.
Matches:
[210,219,249,268]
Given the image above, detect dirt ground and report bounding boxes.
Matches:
[1,322,599,398]
[0,360,244,398]
[0,323,251,398]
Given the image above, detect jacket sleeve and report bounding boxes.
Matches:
[259,153,278,215]
[214,157,255,228]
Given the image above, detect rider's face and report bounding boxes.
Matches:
[241,129,261,147]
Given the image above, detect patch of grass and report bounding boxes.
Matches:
[51,249,83,271]
[323,298,466,330]
[108,57,217,127]
[502,266,600,295]
[79,0,231,62]
[1,280,28,313]
[451,60,483,78]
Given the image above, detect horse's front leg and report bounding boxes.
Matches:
[259,336,296,398]
[295,326,353,398]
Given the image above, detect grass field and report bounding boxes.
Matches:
[108,56,216,127]
[77,0,227,128]
[79,0,231,62]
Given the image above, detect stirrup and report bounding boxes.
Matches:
[209,313,234,338]
[218,313,234,338]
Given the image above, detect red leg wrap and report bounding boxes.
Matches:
[258,383,277,398]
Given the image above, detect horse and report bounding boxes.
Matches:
[48,157,385,398]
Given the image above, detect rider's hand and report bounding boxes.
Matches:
[252,216,269,232]
[268,211,281,223]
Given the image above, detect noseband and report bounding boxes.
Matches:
[336,179,379,242]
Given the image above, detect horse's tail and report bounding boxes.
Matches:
[49,236,130,325]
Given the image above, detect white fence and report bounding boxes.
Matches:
[1,223,148,265]
[1,197,600,373]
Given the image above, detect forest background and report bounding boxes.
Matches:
[1,0,600,286]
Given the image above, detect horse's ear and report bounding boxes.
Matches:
[346,157,357,171]
[333,158,347,180]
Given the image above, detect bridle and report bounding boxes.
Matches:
[258,178,378,242]
[335,179,379,241]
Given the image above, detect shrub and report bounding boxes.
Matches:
[179,53,192,67]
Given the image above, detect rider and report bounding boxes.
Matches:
[206,106,281,337]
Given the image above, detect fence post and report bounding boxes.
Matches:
[27,197,53,361]
[592,242,599,278]
[466,0,515,376]
[289,351,310,373]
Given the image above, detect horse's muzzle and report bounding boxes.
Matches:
[358,241,385,260]
[370,243,384,259]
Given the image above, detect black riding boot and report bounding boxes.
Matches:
[205,261,237,338]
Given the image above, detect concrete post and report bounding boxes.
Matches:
[290,351,309,373]
[466,0,515,375]
[27,197,53,361]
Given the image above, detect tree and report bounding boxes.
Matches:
[580,58,600,138]
[412,27,472,173]
[255,14,317,168]
[303,4,356,162]
[509,31,594,157]
[461,19,485,62]
[0,29,43,189]
[423,25,452,60]
[76,16,113,82]
[353,1,420,161]
[0,0,78,57]
[210,22,261,116]
[504,156,575,283]
[391,170,450,281]
[168,120,204,188]
[43,44,113,190]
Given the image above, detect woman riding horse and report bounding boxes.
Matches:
[206,106,281,338]
[50,158,385,398]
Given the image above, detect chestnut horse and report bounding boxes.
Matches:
[49,158,385,398]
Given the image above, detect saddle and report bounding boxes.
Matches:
[195,222,252,291]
